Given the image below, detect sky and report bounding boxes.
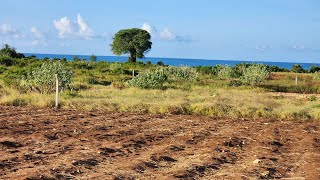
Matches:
[0,0,319,63]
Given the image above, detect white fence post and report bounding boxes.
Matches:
[295,75,298,86]
[55,74,59,109]
[132,70,135,77]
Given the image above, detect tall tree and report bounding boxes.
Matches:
[111,28,152,63]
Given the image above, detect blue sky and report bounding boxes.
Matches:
[0,0,319,63]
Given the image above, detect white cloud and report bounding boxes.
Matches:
[0,24,22,38]
[160,28,176,41]
[0,24,17,34]
[30,27,44,38]
[53,17,73,38]
[77,14,94,39]
[255,45,271,51]
[141,23,191,42]
[53,14,94,39]
[142,23,155,35]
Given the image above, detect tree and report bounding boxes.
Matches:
[0,44,25,58]
[111,28,152,63]
[309,65,320,73]
[291,64,304,73]
[90,54,97,62]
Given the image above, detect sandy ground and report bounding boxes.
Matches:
[0,106,320,179]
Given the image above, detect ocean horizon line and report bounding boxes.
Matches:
[22,52,318,65]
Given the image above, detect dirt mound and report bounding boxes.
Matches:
[0,106,319,179]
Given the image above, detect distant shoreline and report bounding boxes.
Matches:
[23,53,320,70]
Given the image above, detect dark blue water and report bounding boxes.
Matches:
[24,53,320,70]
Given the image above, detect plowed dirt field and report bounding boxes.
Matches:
[0,106,319,179]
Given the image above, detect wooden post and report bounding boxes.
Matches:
[55,74,59,109]
[132,70,135,77]
[295,75,298,86]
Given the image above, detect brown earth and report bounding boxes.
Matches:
[0,106,319,180]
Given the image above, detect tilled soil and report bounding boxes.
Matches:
[0,106,319,179]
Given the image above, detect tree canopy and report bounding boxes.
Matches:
[291,64,304,73]
[111,28,152,63]
[0,44,25,58]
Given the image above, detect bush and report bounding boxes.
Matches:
[268,65,289,72]
[240,64,269,86]
[23,61,73,94]
[291,64,304,73]
[157,61,165,66]
[0,44,25,59]
[195,66,216,75]
[0,65,7,73]
[233,63,251,77]
[0,56,15,66]
[217,65,234,80]
[164,66,198,81]
[229,80,242,87]
[309,66,320,73]
[128,69,167,89]
[3,67,28,87]
[88,75,98,84]
[109,62,131,75]
[313,71,320,81]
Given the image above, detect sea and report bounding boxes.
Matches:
[24,53,320,70]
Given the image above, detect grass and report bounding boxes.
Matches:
[0,60,320,120]
[1,82,319,120]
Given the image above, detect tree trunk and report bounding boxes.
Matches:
[129,50,137,63]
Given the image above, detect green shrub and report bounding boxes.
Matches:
[0,65,7,73]
[309,66,320,73]
[157,61,165,66]
[23,61,73,94]
[128,69,167,89]
[308,95,317,101]
[229,80,242,87]
[217,65,234,80]
[0,56,15,66]
[233,63,251,77]
[313,71,320,81]
[164,66,198,81]
[240,64,269,86]
[291,64,304,73]
[109,62,131,75]
[3,67,28,87]
[88,74,98,84]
